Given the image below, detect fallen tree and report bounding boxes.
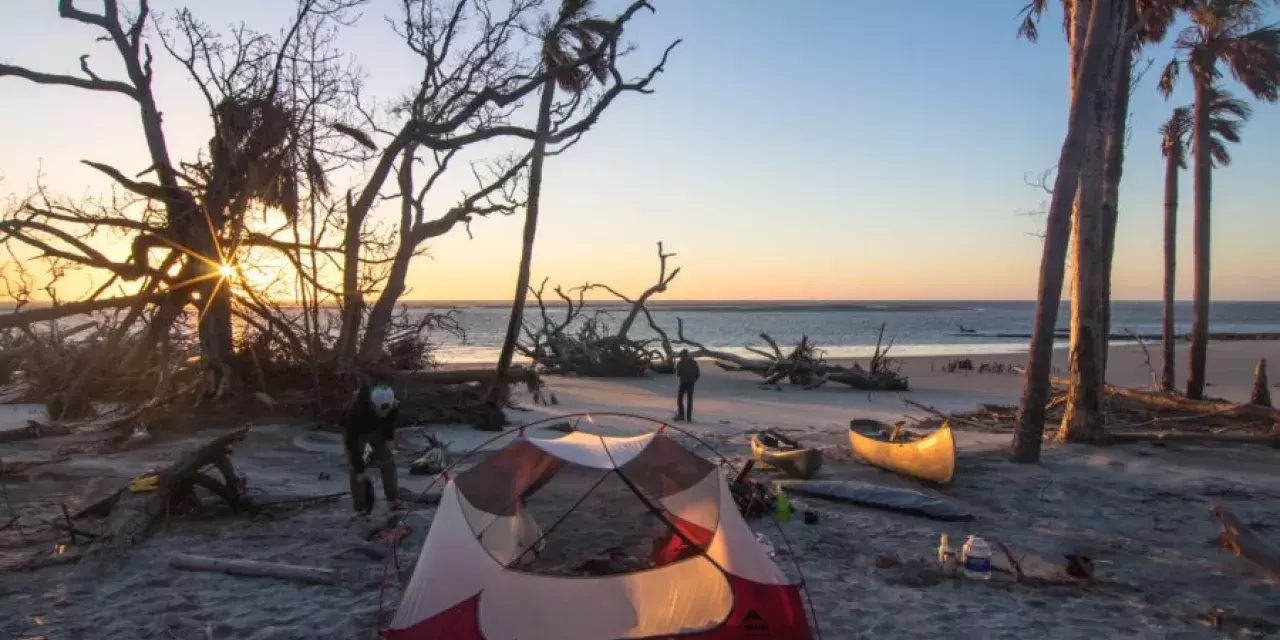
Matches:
[912,378,1280,446]
[518,242,679,377]
[87,427,255,547]
[678,322,909,392]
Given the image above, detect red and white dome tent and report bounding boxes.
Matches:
[383,413,817,639]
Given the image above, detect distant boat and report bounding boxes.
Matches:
[956,324,976,334]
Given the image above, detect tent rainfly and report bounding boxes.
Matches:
[385,427,813,639]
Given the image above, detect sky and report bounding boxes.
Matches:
[0,1,1277,302]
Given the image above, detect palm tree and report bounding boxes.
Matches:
[1011,0,1128,461]
[1159,106,1192,392]
[1014,0,1180,449]
[491,0,614,403]
[1158,0,1280,399]
[1158,91,1250,392]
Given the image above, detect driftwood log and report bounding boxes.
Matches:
[1047,376,1280,425]
[94,427,254,546]
[1212,505,1280,577]
[681,323,908,392]
[170,553,340,585]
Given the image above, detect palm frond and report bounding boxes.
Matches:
[305,151,330,198]
[1159,58,1181,97]
[556,0,593,26]
[542,0,612,95]
[331,123,377,151]
[1159,106,1192,168]
[1206,86,1253,121]
[1208,137,1233,167]
[1218,25,1280,102]
[1134,0,1185,46]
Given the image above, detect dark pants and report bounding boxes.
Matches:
[345,429,398,512]
[676,381,696,421]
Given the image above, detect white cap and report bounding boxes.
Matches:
[371,385,397,416]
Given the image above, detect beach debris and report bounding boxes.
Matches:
[396,487,442,506]
[727,460,777,519]
[84,428,257,548]
[685,327,909,392]
[520,243,682,377]
[1064,553,1095,579]
[906,380,1280,445]
[874,554,901,569]
[127,473,159,494]
[753,532,776,558]
[169,553,340,586]
[1251,359,1271,408]
[409,432,449,476]
[543,421,576,434]
[1212,505,1280,578]
[993,540,1022,582]
[775,480,974,522]
[1183,605,1280,635]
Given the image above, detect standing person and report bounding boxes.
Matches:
[674,349,700,422]
[342,381,402,514]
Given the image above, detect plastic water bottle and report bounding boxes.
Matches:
[938,532,952,565]
[775,491,792,523]
[960,535,992,580]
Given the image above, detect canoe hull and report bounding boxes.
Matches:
[750,436,824,479]
[847,422,955,484]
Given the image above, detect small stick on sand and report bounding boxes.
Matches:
[1211,505,1280,578]
[170,554,341,586]
[995,540,1024,583]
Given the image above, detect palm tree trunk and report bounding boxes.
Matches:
[1186,80,1212,400]
[1098,46,1131,376]
[1011,0,1121,463]
[1059,22,1122,444]
[491,78,557,402]
[1160,152,1179,392]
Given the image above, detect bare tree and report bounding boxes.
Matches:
[332,0,678,373]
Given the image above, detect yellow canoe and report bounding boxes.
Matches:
[749,434,824,479]
[848,422,955,484]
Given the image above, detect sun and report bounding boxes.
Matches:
[218,263,237,281]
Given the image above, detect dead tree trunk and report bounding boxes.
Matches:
[1251,359,1272,408]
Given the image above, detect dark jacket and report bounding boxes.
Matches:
[676,356,701,384]
[342,386,399,439]
[342,386,399,472]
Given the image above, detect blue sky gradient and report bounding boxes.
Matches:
[1,1,1276,300]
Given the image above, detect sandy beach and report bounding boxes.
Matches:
[3,340,1280,639]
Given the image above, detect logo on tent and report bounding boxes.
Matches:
[743,609,770,636]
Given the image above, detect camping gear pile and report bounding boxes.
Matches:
[727,459,777,519]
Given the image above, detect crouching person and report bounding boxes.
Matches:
[343,382,403,514]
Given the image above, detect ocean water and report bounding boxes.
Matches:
[6,300,1276,365]
[418,300,1280,364]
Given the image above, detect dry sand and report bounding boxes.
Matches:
[3,341,1280,639]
